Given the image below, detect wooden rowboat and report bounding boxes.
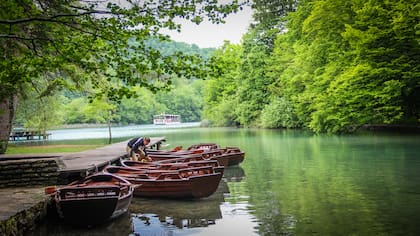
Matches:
[147,150,229,167]
[103,165,223,199]
[187,143,220,150]
[187,143,245,166]
[217,147,245,166]
[146,147,204,155]
[54,173,136,226]
[120,159,224,174]
[147,143,244,166]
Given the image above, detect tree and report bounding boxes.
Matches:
[13,80,65,137]
[117,87,165,124]
[234,0,297,127]
[269,0,419,133]
[0,0,246,153]
[202,42,242,126]
[155,77,204,122]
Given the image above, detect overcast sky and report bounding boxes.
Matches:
[165,5,253,48]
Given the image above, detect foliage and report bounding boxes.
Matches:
[13,40,212,127]
[155,81,204,122]
[117,87,165,124]
[0,0,245,153]
[13,80,65,135]
[0,0,245,102]
[15,77,205,126]
[203,0,419,133]
[235,32,271,126]
[202,42,242,126]
[146,38,215,60]
[259,97,300,129]
[290,0,420,132]
[6,0,420,135]
[201,0,298,127]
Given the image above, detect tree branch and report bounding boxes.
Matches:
[0,34,49,41]
[0,10,114,25]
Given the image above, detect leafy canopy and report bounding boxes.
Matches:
[0,0,246,100]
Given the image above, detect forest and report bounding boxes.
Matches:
[2,0,419,148]
[203,0,419,133]
[13,40,212,128]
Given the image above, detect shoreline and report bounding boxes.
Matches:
[359,124,420,133]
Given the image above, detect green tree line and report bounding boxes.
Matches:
[13,38,212,130]
[14,76,205,129]
[12,39,211,131]
[202,0,419,133]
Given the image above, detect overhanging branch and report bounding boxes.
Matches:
[0,10,114,25]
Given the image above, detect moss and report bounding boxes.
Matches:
[0,216,18,236]
[0,200,49,236]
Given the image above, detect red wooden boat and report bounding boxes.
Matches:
[146,146,204,155]
[54,173,136,226]
[187,143,220,150]
[187,143,245,166]
[120,159,224,174]
[147,150,230,166]
[103,165,223,199]
[218,147,245,166]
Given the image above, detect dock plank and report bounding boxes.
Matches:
[58,137,166,175]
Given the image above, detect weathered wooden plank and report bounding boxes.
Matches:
[59,137,166,175]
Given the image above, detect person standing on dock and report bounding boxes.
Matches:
[126,137,152,162]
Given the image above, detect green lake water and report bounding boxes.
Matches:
[30,126,420,235]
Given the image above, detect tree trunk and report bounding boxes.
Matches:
[0,95,17,154]
[108,110,112,144]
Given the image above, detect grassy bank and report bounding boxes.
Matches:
[6,144,104,154]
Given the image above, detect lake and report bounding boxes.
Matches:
[30,125,420,235]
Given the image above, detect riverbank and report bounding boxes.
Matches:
[49,123,117,130]
[360,124,420,133]
[6,144,104,155]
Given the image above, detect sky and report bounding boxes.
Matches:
[165,5,253,48]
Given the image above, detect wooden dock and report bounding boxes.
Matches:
[9,130,51,141]
[58,137,166,181]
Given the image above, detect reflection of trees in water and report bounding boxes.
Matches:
[255,196,297,236]
[133,213,216,230]
[130,179,230,231]
[130,166,245,235]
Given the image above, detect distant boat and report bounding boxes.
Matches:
[153,114,181,125]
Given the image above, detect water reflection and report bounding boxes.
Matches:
[29,165,259,236]
[29,212,133,236]
[129,180,228,230]
[129,167,259,236]
[240,130,420,235]
[222,165,245,182]
[26,127,420,235]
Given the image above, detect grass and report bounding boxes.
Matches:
[6,144,104,154]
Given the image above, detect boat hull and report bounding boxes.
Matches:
[148,152,229,167]
[55,174,134,226]
[224,152,245,166]
[130,172,222,198]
